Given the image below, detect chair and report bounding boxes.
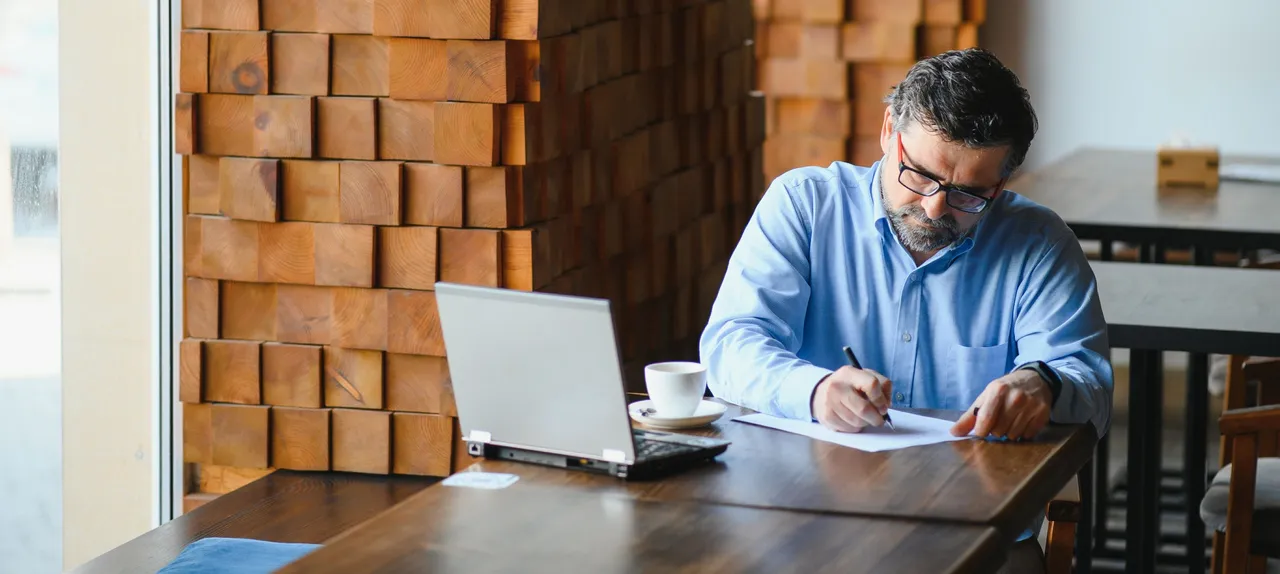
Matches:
[1044,475,1082,574]
[1202,355,1280,573]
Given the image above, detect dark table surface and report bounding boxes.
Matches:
[277,472,1007,574]
[67,471,437,574]
[1011,148,1280,249]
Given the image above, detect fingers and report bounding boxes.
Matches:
[826,397,866,433]
[853,369,893,414]
[971,384,1007,438]
[950,403,979,436]
[841,392,886,428]
[988,387,1025,439]
[1005,408,1032,441]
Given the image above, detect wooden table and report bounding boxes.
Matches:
[68,471,436,574]
[1093,261,1280,574]
[278,472,1008,574]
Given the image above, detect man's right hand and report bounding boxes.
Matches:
[811,366,893,433]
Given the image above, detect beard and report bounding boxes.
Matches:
[881,184,962,252]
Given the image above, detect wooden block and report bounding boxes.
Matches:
[271,406,331,471]
[509,40,541,102]
[1157,146,1220,188]
[924,0,963,24]
[194,464,274,494]
[434,102,501,166]
[774,98,850,138]
[204,339,262,405]
[221,281,279,341]
[258,222,316,284]
[759,59,847,100]
[339,161,403,225]
[389,38,447,101]
[185,215,205,277]
[219,157,280,222]
[850,0,922,22]
[186,277,221,339]
[403,163,463,227]
[921,26,957,58]
[201,217,260,282]
[180,339,203,403]
[500,228,550,292]
[211,404,270,468]
[425,0,498,39]
[966,0,986,23]
[281,160,341,223]
[438,228,501,287]
[386,290,445,356]
[175,93,197,155]
[384,353,449,413]
[183,0,259,30]
[331,408,390,474]
[378,227,438,290]
[841,22,917,62]
[768,0,842,23]
[374,0,432,37]
[261,0,319,32]
[198,94,254,156]
[263,343,323,407]
[500,103,539,166]
[183,403,212,464]
[853,98,887,137]
[314,223,376,287]
[332,288,389,350]
[276,284,334,344]
[499,0,567,40]
[317,97,377,160]
[853,64,913,108]
[465,166,519,228]
[377,99,435,161]
[446,40,517,103]
[317,0,376,34]
[209,32,269,95]
[271,33,331,96]
[331,35,390,97]
[325,347,384,409]
[765,23,838,60]
[252,95,314,158]
[188,155,222,215]
[183,493,219,513]
[848,135,883,167]
[957,23,979,50]
[392,412,453,476]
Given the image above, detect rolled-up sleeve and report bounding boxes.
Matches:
[1013,235,1115,437]
[699,177,831,421]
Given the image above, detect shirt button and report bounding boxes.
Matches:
[895,392,905,402]
[902,332,912,342]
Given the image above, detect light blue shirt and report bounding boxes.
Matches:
[700,160,1113,436]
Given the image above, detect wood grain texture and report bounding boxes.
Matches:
[332,35,389,97]
[219,157,281,222]
[317,0,376,34]
[263,343,323,408]
[924,0,963,24]
[850,0,922,22]
[331,287,389,351]
[261,0,319,31]
[201,216,260,282]
[841,22,917,62]
[773,98,850,138]
[194,465,275,494]
[339,161,402,225]
[425,0,498,39]
[271,406,331,471]
[465,166,519,228]
[434,102,501,166]
[259,221,316,284]
[386,289,445,356]
[324,347,384,409]
[384,353,449,413]
[275,284,334,345]
[313,223,376,287]
[180,339,203,403]
[183,403,212,464]
[446,40,515,103]
[186,276,221,339]
[764,23,838,59]
[253,95,315,159]
[183,0,259,30]
[281,160,341,223]
[317,97,377,160]
[378,226,438,290]
[188,155,222,215]
[403,163,463,227]
[499,103,538,166]
[758,58,847,99]
[438,228,501,287]
[271,33,331,96]
[211,404,271,468]
[389,38,447,101]
[220,281,279,341]
[175,93,197,155]
[501,228,549,291]
[331,408,391,474]
[391,412,453,476]
[209,31,269,95]
[374,0,432,37]
[185,215,205,277]
[204,340,262,405]
[198,94,254,156]
[377,99,434,161]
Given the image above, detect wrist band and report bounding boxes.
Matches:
[1017,360,1062,406]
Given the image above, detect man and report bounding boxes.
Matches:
[699,49,1113,573]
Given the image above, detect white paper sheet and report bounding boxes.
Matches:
[732,409,972,453]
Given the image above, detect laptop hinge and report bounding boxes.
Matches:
[468,430,492,443]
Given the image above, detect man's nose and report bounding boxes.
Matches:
[921,192,949,220]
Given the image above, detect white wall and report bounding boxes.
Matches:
[982,0,1280,171]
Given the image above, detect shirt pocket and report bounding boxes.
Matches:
[943,342,1012,410]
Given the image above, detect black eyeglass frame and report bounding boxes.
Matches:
[895,133,1004,215]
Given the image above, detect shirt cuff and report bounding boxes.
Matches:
[778,364,834,421]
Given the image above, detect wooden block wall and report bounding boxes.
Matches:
[177,0,765,507]
[753,0,984,181]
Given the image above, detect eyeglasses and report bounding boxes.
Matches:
[896,133,1003,214]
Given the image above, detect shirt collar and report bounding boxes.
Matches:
[866,157,980,262]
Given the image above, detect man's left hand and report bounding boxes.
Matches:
[950,369,1053,440]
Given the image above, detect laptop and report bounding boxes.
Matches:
[434,282,730,480]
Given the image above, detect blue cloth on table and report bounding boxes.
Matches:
[157,537,321,574]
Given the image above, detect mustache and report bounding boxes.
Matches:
[901,204,958,232]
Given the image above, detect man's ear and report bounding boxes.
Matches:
[879,106,895,157]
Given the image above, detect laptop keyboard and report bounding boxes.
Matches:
[635,437,700,461]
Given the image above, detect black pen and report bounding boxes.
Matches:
[842,346,894,431]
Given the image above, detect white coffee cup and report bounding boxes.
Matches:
[644,361,707,418]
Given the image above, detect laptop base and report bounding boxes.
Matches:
[467,435,728,481]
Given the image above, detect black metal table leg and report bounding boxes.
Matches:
[1126,348,1152,574]
[1101,240,1114,262]
[1144,350,1165,569]
[1093,432,1110,553]
[1078,456,1094,574]
[1184,245,1213,573]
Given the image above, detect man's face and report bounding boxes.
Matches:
[878,112,1009,253]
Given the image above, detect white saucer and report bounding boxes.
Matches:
[628,399,728,430]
